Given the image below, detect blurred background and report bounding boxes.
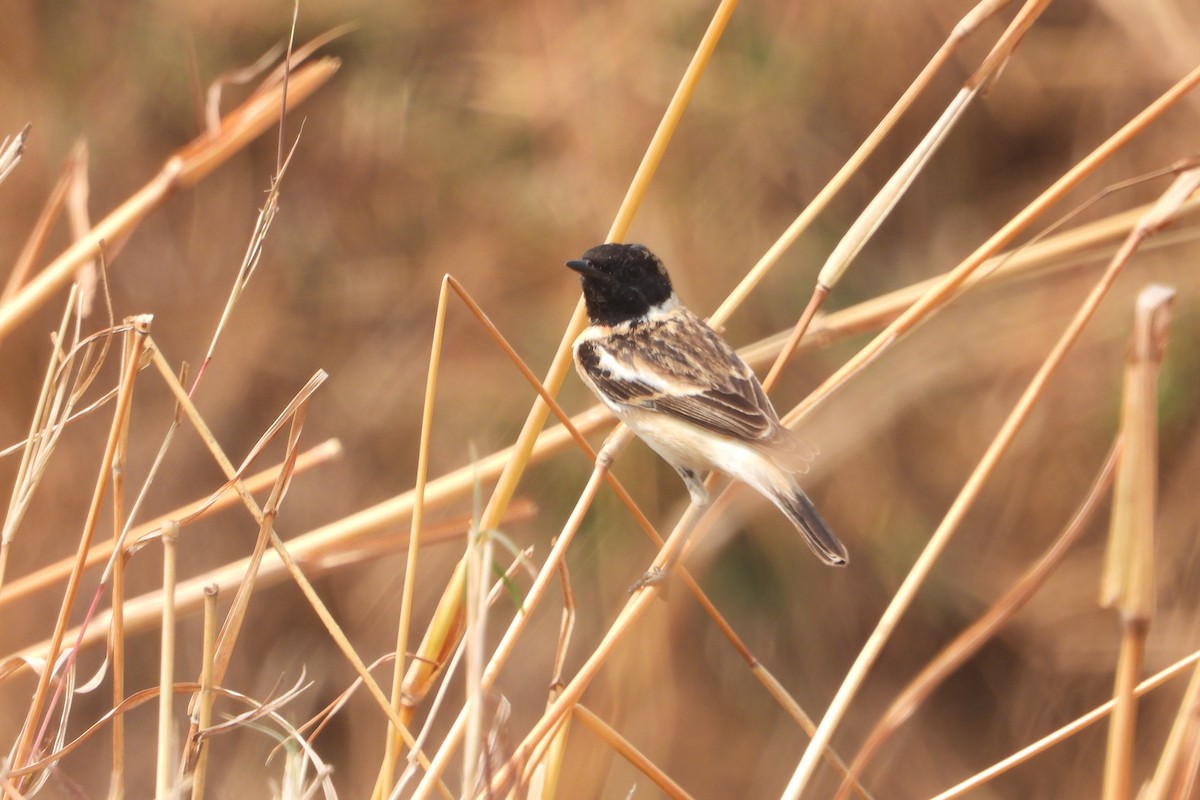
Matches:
[1,0,1199,797]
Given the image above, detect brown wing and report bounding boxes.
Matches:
[576,310,781,442]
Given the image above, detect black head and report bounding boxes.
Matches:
[565,243,674,326]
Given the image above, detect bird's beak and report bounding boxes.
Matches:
[565,258,606,280]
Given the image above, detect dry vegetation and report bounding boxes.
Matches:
[1,1,1200,798]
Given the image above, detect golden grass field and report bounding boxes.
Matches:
[1,1,1200,797]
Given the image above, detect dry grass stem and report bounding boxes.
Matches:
[372,275,597,796]
[294,654,397,760]
[156,522,180,799]
[1106,640,1144,800]
[1144,661,1200,798]
[106,322,136,800]
[932,649,1200,799]
[193,131,300,389]
[573,705,695,800]
[310,503,536,574]
[1100,282,1176,800]
[108,548,127,800]
[526,710,569,800]
[752,666,872,800]
[63,141,96,315]
[2,144,76,304]
[462,507,494,793]
[378,274,450,796]
[205,413,307,709]
[817,82,974,290]
[389,406,609,726]
[188,586,219,800]
[761,285,828,393]
[395,221,558,727]
[607,0,738,244]
[525,562,577,800]
[173,56,336,189]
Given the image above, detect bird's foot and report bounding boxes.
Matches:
[628,565,671,595]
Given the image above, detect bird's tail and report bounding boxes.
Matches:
[768,481,848,566]
[777,489,854,568]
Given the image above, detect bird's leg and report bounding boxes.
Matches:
[629,468,709,593]
[675,466,709,507]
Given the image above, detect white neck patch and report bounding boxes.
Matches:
[639,293,680,322]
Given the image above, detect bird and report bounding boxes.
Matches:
[566,242,848,566]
